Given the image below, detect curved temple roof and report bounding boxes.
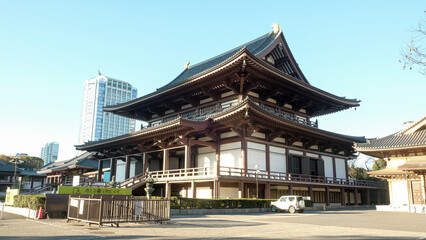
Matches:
[77,98,365,151]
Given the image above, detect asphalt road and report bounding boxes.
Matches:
[1,208,425,240]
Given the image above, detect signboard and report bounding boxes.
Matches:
[103,171,111,182]
[5,187,20,205]
[72,176,80,187]
[58,186,131,195]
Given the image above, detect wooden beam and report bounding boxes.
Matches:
[189,139,217,150]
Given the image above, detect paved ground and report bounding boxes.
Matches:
[1,208,426,239]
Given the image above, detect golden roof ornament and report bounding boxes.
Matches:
[271,23,280,34]
[184,61,190,70]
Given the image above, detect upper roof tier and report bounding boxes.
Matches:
[104,24,360,120]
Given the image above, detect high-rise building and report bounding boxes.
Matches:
[41,142,59,165]
[79,72,137,144]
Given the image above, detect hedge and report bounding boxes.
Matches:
[170,197,275,209]
[13,195,46,210]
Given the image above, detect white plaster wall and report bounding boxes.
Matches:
[130,161,136,178]
[115,162,126,182]
[196,187,212,199]
[306,153,319,158]
[270,146,286,173]
[220,142,242,168]
[198,152,216,168]
[247,142,266,171]
[220,187,239,199]
[391,181,409,206]
[335,158,346,179]
[322,156,334,178]
[289,149,303,155]
[388,159,406,168]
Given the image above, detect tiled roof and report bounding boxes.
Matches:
[38,152,97,174]
[158,31,281,91]
[0,159,19,173]
[356,127,426,150]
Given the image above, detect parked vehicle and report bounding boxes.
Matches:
[271,195,306,214]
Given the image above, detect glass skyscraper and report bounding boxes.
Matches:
[41,142,59,165]
[79,72,137,144]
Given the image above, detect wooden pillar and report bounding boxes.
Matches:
[185,140,192,169]
[143,153,149,172]
[332,157,337,181]
[41,177,44,187]
[97,159,103,182]
[354,188,359,205]
[238,181,244,198]
[366,189,371,205]
[216,180,220,199]
[30,177,34,189]
[288,184,293,195]
[216,138,221,177]
[265,182,271,199]
[309,185,314,201]
[125,156,131,179]
[325,187,330,206]
[285,148,290,175]
[163,149,169,171]
[242,127,247,173]
[345,159,349,181]
[165,182,171,198]
[191,180,196,198]
[341,188,346,206]
[265,135,270,174]
[110,159,117,178]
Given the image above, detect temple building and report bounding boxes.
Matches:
[356,114,426,212]
[76,24,385,206]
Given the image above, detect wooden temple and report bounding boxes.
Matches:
[76,24,386,206]
[356,114,426,211]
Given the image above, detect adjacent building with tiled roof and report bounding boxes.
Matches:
[356,113,426,212]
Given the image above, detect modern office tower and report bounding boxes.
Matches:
[40,142,59,165]
[78,72,137,144]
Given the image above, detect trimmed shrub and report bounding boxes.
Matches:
[13,195,46,210]
[170,197,275,209]
[304,200,313,207]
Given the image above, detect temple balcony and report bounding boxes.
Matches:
[118,166,385,190]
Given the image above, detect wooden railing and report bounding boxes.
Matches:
[219,167,386,188]
[114,166,385,190]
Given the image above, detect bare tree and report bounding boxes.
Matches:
[401,12,426,75]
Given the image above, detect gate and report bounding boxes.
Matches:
[67,196,170,227]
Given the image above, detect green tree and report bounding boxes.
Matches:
[1,155,44,170]
[372,158,386,171]
[348,167,369,180]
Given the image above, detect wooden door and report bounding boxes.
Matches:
[411,181,424,204]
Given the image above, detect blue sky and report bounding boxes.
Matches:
[0,1,424,160]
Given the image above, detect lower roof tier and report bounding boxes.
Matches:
[76,98,365,156]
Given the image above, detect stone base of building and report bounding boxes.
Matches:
[376,204,426,213]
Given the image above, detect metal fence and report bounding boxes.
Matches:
[67,196,170,227]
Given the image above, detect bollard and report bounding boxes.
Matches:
[323,205,326,211]
[0,203,4,220]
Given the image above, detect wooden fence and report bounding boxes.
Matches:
[67,196,170,227]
